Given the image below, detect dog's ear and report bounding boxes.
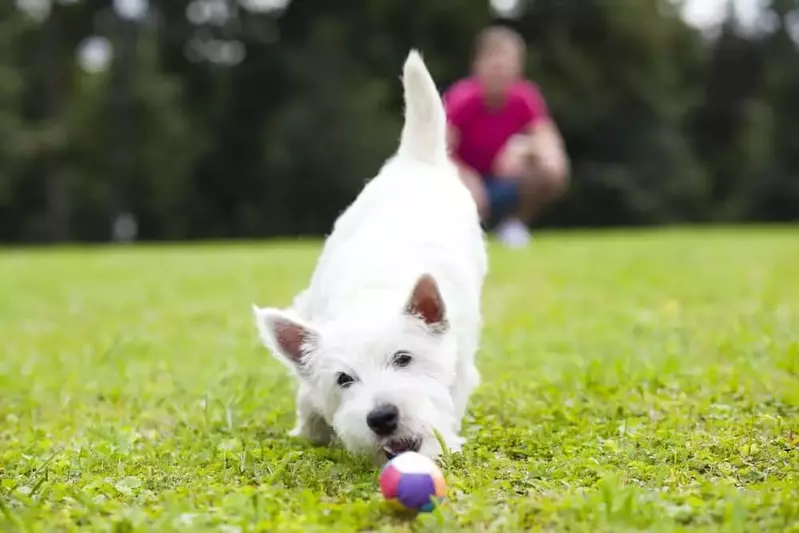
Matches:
[252,306,319,369]
[404,274,448,334]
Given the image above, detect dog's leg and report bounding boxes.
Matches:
[289,384,334,445]
[420,428,463,459]
[451,340,481,430]
[457,362,480,420]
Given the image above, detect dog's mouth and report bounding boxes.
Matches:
[382,436,422,459]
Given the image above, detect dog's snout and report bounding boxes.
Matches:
[366,404,399,436]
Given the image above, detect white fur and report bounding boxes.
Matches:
[253,50,487,461]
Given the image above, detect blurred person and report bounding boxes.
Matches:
[443,25,570,248]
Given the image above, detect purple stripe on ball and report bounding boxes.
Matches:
[396,473,436,510]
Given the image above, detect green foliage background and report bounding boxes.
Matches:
[1,0,798,242]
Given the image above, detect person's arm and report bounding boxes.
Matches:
[446,124,460,156]
[526,119,570,180]
[447,124,479,180]
[518,83,570,181]
[443,83,474,172]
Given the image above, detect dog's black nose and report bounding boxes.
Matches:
[366,404,399,436]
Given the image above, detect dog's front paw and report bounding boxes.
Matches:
[418,432,464,459]
[289,414,334,445]
[448,436,465,453]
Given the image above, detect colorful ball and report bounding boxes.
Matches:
[378,451,447,512]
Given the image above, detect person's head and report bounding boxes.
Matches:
[471,25,526,99]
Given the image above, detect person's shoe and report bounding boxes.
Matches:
[494,218,531,248]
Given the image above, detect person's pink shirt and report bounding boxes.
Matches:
[443,78,550,177]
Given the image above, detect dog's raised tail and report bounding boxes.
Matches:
[398,50,447,165]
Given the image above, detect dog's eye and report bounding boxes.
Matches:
[392,351,413,368]
[336,372,355,388]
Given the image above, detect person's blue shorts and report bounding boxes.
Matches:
[483,176,520,228]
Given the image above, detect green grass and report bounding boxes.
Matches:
[1,227,798,532]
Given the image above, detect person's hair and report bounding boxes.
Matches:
[472,25,526,62]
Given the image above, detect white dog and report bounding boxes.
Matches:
[252,50,487,461]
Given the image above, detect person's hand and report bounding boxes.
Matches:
[494,135,531,179]
[528,127,568,179]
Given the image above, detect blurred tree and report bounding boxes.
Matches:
[10,0,105,241]
[148,0,289,238]
[270,0,492,236]
[687,2,770,221]
[514,0,710,226]
[66,11,204,240]
[257,17,399,235]
[0,6,31,240]
[749,0,799,220]
[1,0,797,242]
[15,2,74,241]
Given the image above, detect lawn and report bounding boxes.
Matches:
[1,227,798,532]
